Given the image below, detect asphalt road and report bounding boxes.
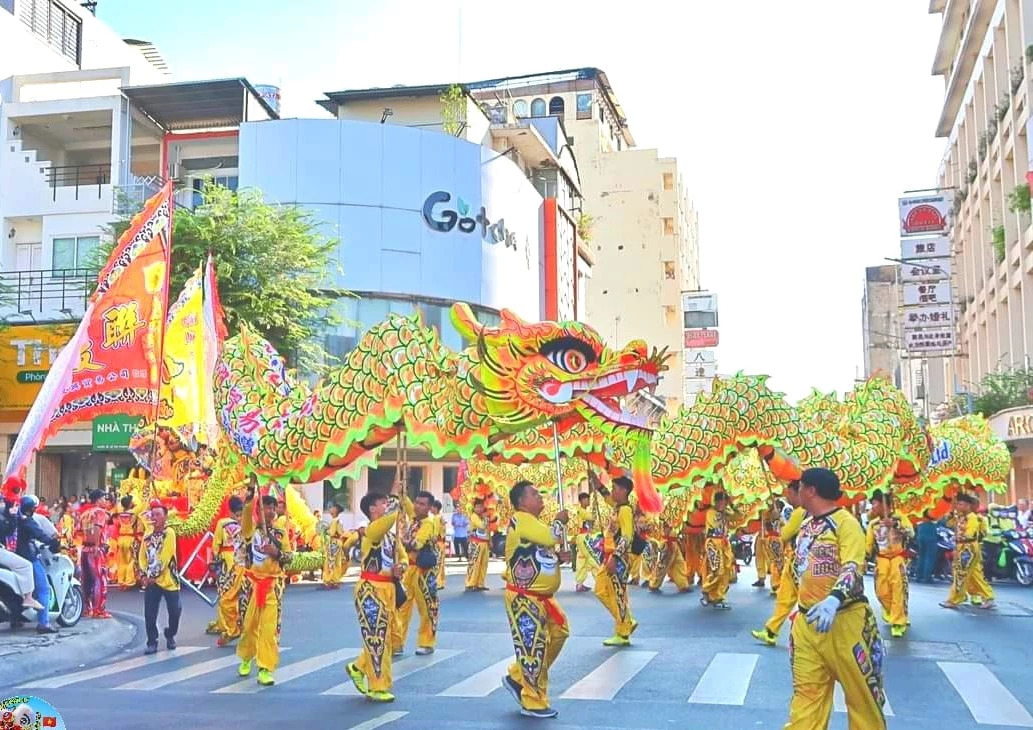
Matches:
[4,561,1033,730]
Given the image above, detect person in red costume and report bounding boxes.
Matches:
[79,490,113,618]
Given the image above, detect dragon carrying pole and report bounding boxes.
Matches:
[551,421,568,550]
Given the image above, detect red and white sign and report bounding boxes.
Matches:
[684,329,719,349]
[901,236,949,260]
[900,257,951,283]
[899,194,953,236]
[902,304,953,330]
[902,280,951,306]
[905,328,955,353]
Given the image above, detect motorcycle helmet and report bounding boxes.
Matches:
[19,494,39,513]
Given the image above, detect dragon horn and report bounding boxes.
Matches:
[450,302,484,340]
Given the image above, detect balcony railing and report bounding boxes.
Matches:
[44,164,111,201]
[115,176,166,216]
[0,268,96,323]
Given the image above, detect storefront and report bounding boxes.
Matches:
[988,406,1033,503]
[0,324,138,501]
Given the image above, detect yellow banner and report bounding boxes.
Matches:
[157,267,213,438]
[0,324,77,412]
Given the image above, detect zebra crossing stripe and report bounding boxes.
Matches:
[437,658,514,697]
[19,646,207,689]
[833,682,895,717]
[559,651,658,701]
[321,649,463,696]
[938,662,1033,728]
[687,652,759,706]
[212,648,359,694]
[345,712,409,730]
[115,654,245,691]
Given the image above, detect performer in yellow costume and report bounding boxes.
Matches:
[941,493,996,610]
[701,491,732,609]
[236,491,294,687]
[114,495,143,588]
[322,503,357,589]
[465,499,490,591]
[682,501,705,587]
[500,480,571,720]
[752,481,805,645]
[397,490,441,655]
[966,503,995,606]
[572,492,598,592]
[753,507,770,589]
[785,468,886,730]
[138,504,181,654]
[649,503,691,593]
[346,485,407,703]
[865,490,914,637]
[210,496,248,646]
[627,507,650,586]
[594,476,638,646]
[754,501,784,593]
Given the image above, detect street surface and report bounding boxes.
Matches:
[5,561,1033,730]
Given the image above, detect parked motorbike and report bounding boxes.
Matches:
[0,543,83,629]
[732,533,753,566]
[983,528,1033,587]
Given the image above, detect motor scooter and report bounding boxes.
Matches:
[0,543,83,629]
[983,528,1033,586]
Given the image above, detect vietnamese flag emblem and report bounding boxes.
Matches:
[43,717,58,727]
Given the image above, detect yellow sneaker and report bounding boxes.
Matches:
[237,659,252,677]
[366,690,395,703]
[751,628,776,646]
[346,662,368,695]
[603,635,631,647]
[257,669,275,686]
[890,625,906,638]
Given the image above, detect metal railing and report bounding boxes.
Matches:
[44,164,111,201]
[0,268,96,321]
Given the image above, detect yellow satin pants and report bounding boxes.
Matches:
[594,561,635,637]
[765,554,798,635]
[874,555,909,626]
[465,540,489,589]
[216,566,247,639]
[683,533,703,584]
[354,578,397,692]
[322,540,347,586]
[397,566,438,650]
[702,538,730,602]
[237,576,285,672]
[766,536,784,591]
[785,602,887,730]
[946,545,995,605]
[505,588,569,711]
[115,536,138,587]
[574,534,599,585]
[650,540,690,590]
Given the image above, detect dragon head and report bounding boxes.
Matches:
[451,303,670,433]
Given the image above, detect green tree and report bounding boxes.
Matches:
[967,366,1033,417]
[440,83,466,136]
[108,182,349,373]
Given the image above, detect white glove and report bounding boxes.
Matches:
[805,595,841,633]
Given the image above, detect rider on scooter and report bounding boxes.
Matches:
[11,495,61,632]
[0,487,45,613]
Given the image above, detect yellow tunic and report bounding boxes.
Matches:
[138,526,179,592]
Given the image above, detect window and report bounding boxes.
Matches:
[598,107,604,123]
[662,172,675,191]
[684,311,718,328]
[52,235,99,273]
[662,217,675,235]
[663,305,678,327]
[663,261,676,280]
[19,0,82,65]
[548,96,565,117]
[530,98,547,117]
[191,175,238,208]
[322,478,352,512]
[513,99,529,118]
[576,93,593,120]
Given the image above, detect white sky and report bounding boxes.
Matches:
[105,0,949,401]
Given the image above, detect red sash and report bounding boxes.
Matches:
[246,571,277,608]
[360,571,393,584]
[506,584,566,628]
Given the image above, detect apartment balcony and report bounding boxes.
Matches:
[1,139,114,217]
[0,267,95,324]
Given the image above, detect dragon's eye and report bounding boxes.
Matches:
[540,338,596,374]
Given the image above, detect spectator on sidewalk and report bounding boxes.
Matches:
[451,510,470,561]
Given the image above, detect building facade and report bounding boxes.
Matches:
[930,0,1033,391]
[468,69,702,410]
[861,264,925,406]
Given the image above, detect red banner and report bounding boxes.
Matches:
[44,185,173,439]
